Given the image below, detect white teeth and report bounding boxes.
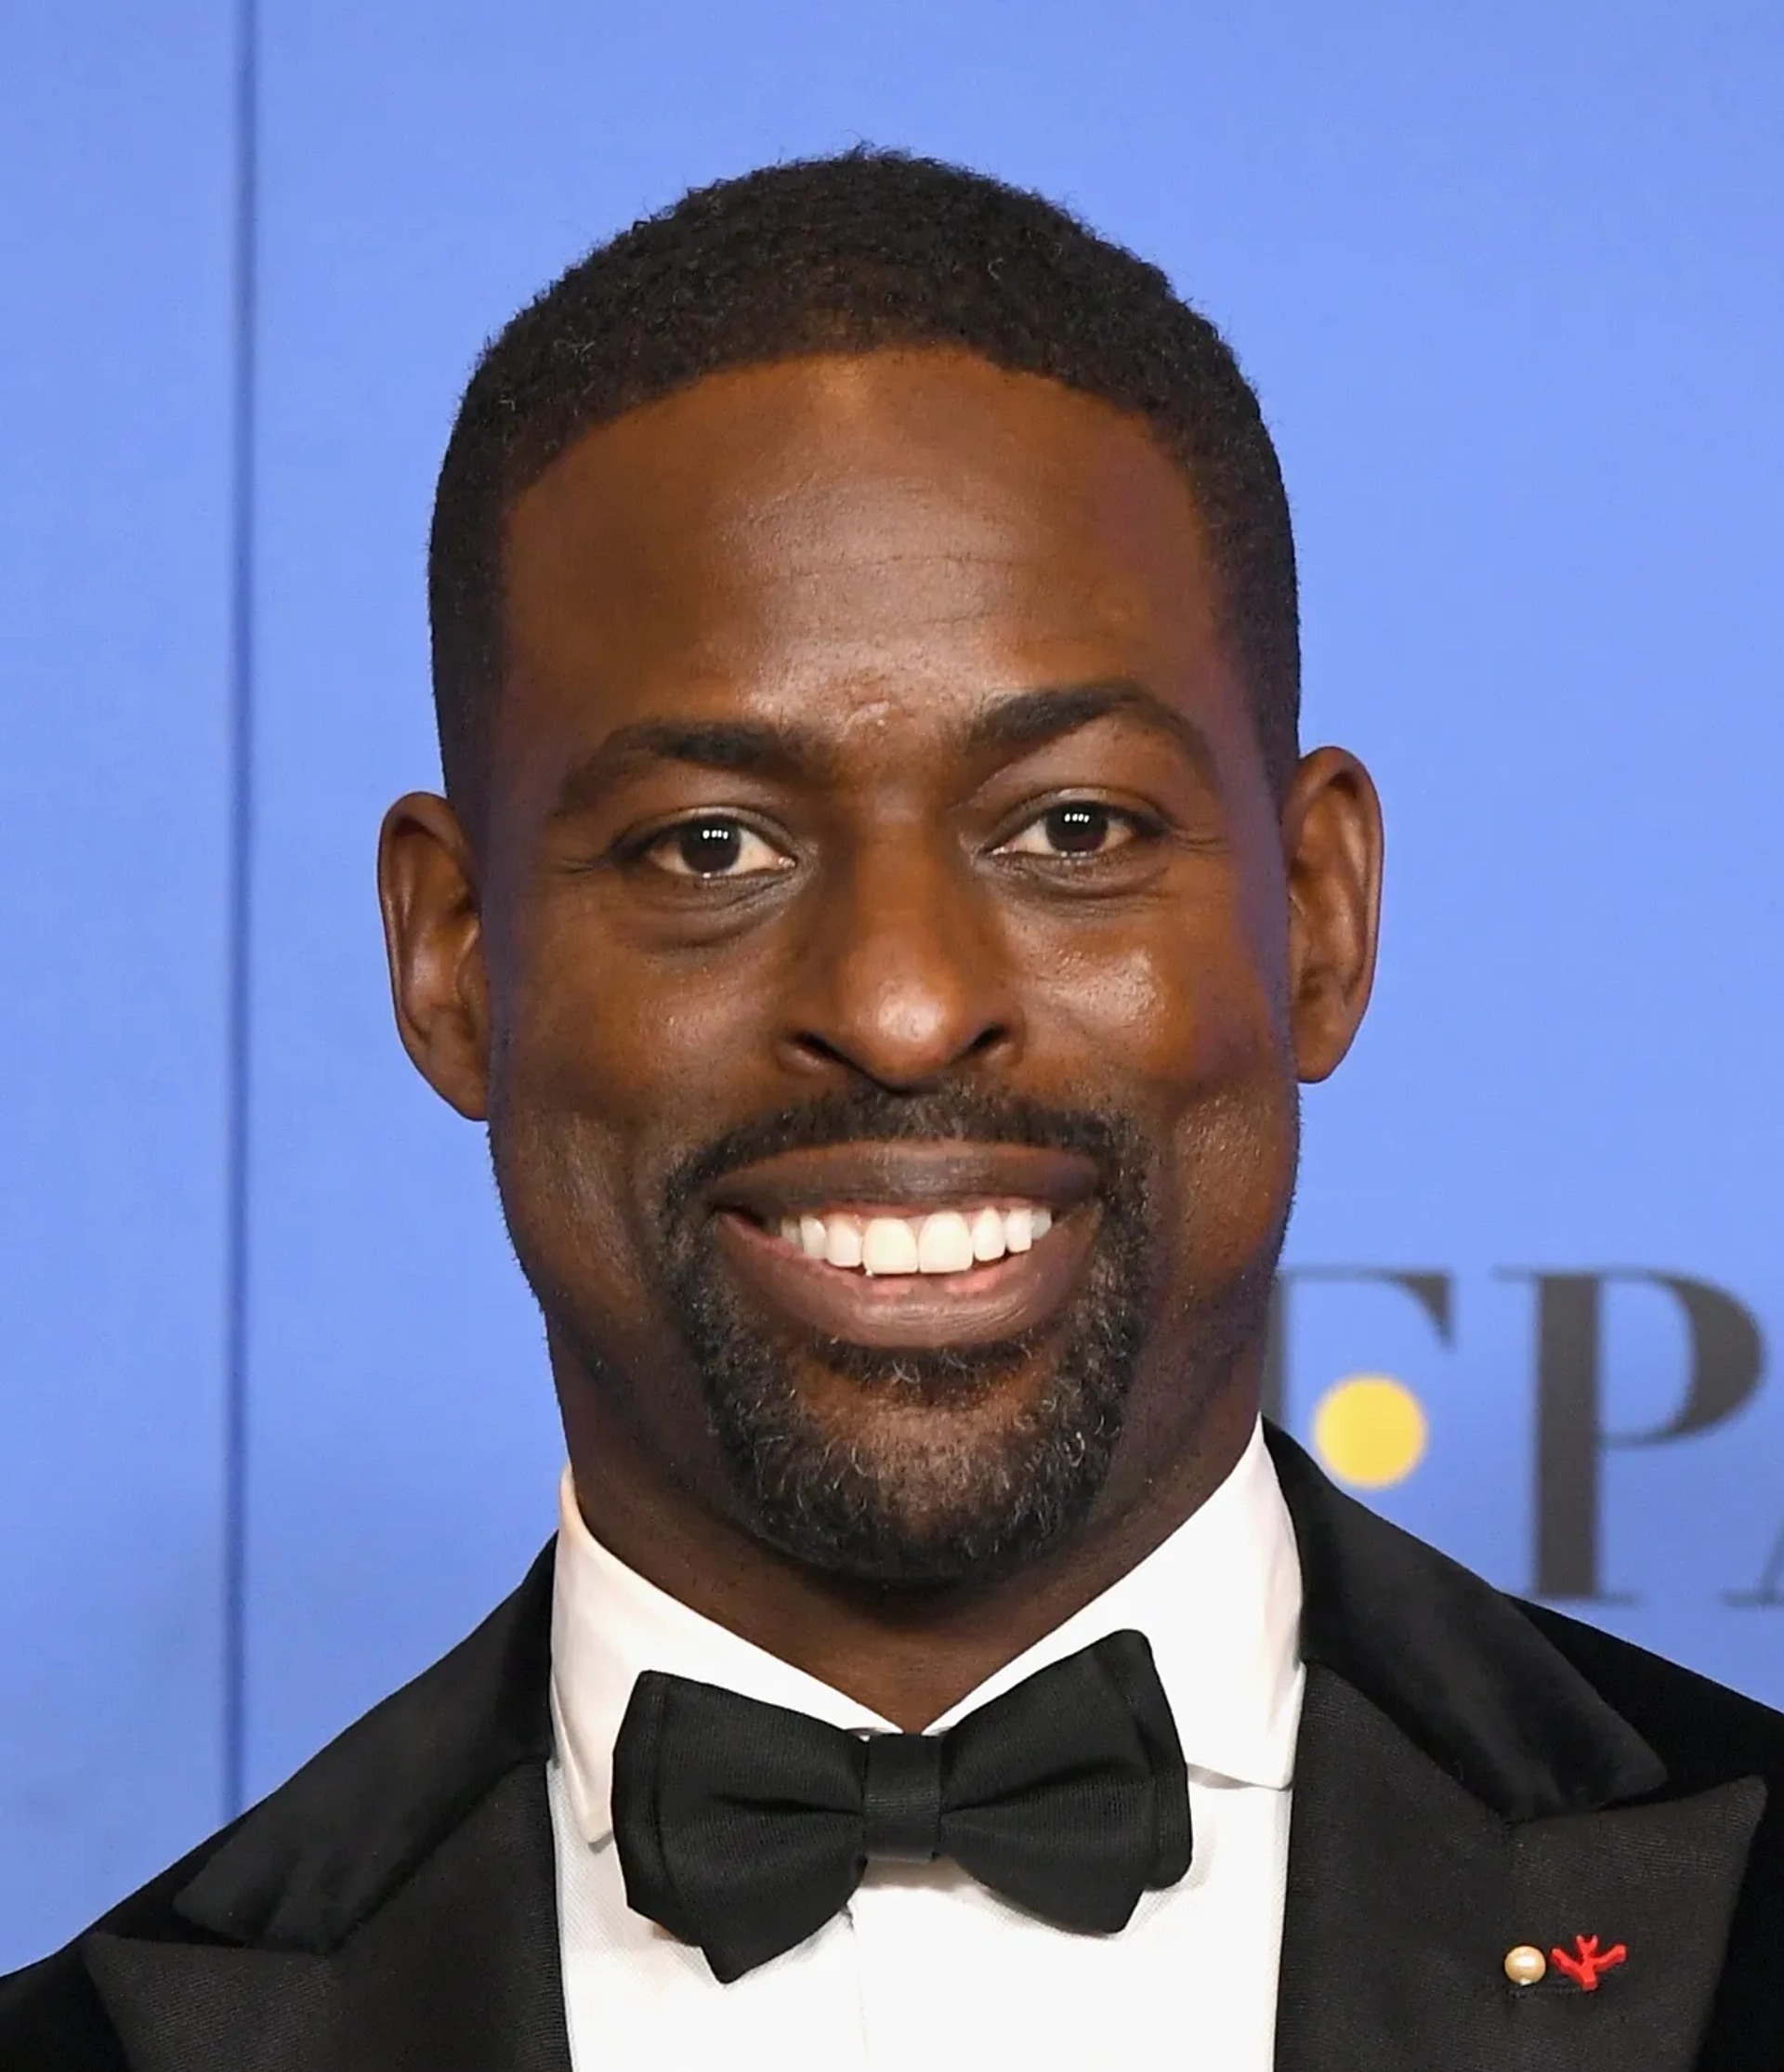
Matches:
[916,1212,975,1274]
[822,1214,863,1268]
[969,1206,1007,1263]
[772,1204,1058,1276]
[861,1216,921,1276]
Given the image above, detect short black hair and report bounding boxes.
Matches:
[429,149,1299,828]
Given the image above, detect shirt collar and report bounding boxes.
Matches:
[549,1419,1303,1847]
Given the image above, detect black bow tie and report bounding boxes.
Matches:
[610,1629,1191,1982]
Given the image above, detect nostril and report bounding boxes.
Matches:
[789,1029,855,1071]
[782,1017,1012,1092]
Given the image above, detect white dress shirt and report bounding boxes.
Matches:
[547,1420,1304,2072]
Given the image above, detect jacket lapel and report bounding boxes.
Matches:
[85,1766,570,2072]
[83,1550,572,2072]
[80,1943,334,2072]
[1274,1664,1514,2072]
[1276,1665,1763,2072]
[1267,1429,1766,2072]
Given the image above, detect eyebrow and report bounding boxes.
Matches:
[548,677,1218,819]
[549,718,830,819]
[963,679,1219,784]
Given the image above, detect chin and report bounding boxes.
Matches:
[703,1332,1133,1587]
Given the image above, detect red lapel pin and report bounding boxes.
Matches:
[1552,1934,1627,1990]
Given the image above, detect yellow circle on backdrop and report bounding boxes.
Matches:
[1312,1375,1428,1488]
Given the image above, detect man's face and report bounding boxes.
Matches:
[387,348,1377,1585]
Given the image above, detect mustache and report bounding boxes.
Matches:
[662,1084,1140,1228]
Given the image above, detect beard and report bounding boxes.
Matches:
[649,1086,1158,1588]
[503,1077,1290,1593]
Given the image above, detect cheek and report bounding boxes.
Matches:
[490,898,780,1250]
[496,888,734,1116]
[484,913,667,1290]
[1021,900,1290,1097]
[1022,911,1297,1283]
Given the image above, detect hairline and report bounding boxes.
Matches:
[466,340,1286,840]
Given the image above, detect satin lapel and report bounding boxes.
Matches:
[1274,1665,1513,2072]
[81,1941,335,2072]
[1508,1777,1765,2070]
[1275,1668,1764,2072]
[85,1765,572,2072]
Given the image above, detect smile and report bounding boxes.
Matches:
[704,1140,1102,1347]
[712,1199,1096,1348]
[773,1202,1054,1276]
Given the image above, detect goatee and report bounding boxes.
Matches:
[657,1087,1156,1586]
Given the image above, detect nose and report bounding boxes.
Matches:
[777,827,1020,1090]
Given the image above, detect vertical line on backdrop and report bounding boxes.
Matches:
[222,0,260,1823]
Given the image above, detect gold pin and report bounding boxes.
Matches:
[1504,1945,1547,1987]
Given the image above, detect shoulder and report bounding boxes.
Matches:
[0,1947,127,2072]
[1518,1596,1784,1787]
[1270,1419,1784,1772]
[0,1834,229,2070]
[1267,1421,1784,1819]
[0,1541,556,2063]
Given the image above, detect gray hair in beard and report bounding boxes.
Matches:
[656,1086,1155,1586]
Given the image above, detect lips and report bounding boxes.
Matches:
[711,1141,1099,1223]
[706,1142,1102,1347]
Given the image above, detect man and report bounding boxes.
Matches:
[5,149,1781,2071]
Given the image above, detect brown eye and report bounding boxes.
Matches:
[1003,803,1137,859]
[648,818,790,880]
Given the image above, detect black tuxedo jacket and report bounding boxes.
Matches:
[6,1428,1783,2070]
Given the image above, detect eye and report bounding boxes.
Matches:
[644,817,792,880]
[999,802,1146,859]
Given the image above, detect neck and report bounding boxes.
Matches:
[558,1359,1261,1730]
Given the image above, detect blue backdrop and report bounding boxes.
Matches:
[4,0,1781,1973]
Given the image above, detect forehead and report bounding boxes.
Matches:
[498,348,1243,773]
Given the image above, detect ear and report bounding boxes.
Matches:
[376,792,492,1120]
[1279,748,1384,1083]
